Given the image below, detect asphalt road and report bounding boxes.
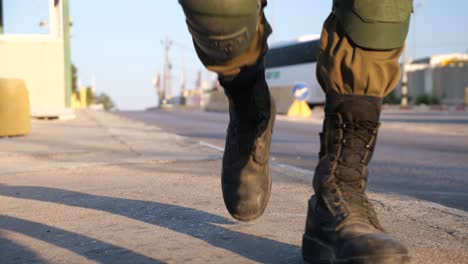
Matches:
[119,109,468,212]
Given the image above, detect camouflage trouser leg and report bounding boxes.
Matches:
[317,13,404,98]
[180,0,271,77]
[182,1,404,96]
[206,11,271,77]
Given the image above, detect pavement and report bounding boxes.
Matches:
[1,110,467,264]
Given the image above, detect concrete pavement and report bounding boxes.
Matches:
[1,110,467,263]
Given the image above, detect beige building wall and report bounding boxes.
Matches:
[0,35,65,112]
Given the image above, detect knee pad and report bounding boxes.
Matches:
[179,0,261,64]
[333,0,413,50]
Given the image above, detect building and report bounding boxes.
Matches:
[0,0,71,116]
[393,53,468,105]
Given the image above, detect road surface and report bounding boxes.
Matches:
[119,109,468,212]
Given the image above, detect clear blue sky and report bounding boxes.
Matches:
[3,0,468,110]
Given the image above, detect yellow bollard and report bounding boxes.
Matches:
[288,83,313,118]
[0,79,31,137]
[80,87,88,108]
[287,100,312,118]
[71,92,81,109]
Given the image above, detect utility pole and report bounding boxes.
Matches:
[270,0,275,42]
[162,35,173,105]
[401,46,409,107]
[412,11,417,60]
[412,1,425,61]
[154,72,164,107]
[401,1,424,108]
[91,73,96,94]
[62,0,72,107]
[0,0,4,34]
[180,55,187,104]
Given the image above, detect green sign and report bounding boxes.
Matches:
[266,71,280,80]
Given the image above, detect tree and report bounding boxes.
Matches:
[415,94,440,105]
[72,63,78,93]
[95,93,116,111]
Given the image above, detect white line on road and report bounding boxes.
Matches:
[199,141,225,152]
[272,162,314,176]
[199,140,315,176]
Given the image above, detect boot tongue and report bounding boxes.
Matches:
[336,97,381,123]
[341,112,366,165]
[334,96,382,175]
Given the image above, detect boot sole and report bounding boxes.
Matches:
[302,234,410,264]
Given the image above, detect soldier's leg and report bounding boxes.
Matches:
[179,0,271,77]
[303,1,412,263]
[316,14,404,97]
[179,0,275,221]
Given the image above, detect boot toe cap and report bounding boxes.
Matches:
[222,175,271,222]
[339,233,409,263]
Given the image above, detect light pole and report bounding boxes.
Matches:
[412,1,425,60]
[270,0,275,42]
[401,46,409,107]
[401,1,424,107]
[162,35,173,105]
[0,0,4,34]
[62,0,72,107]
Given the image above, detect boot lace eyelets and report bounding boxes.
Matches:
[317,100,382,231]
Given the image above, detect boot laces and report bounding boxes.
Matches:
[332,119,383,229]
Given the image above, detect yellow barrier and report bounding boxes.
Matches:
[0,79,31,136]
[287,100,312,118]
[71,87,94,109]
[80,87,88,108]
[71,92,81,109]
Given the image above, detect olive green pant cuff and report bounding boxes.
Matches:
[317,13,404,98]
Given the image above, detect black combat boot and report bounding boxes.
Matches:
[302,94,409,264]
[219,59,276,222]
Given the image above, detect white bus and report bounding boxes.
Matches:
[265,35,325,113]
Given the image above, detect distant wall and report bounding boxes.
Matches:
[201,86,298,114]
[433,65,468,105]
[202,90,229,112]
[0,35,65,112]
[393,64,468,105]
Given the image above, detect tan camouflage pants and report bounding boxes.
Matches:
[205,9,403,98]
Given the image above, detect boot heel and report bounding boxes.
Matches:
[302,234,334,264]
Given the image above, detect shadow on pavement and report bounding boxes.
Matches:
[0,235,48,263]
[0,185,301,263]
[0,215,161,264]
